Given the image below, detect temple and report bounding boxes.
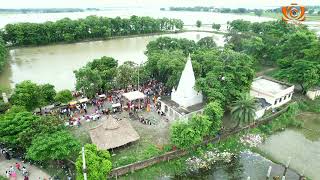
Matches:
[158,55,204,121]
[171,55,203,107]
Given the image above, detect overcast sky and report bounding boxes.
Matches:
[1,0,319,9]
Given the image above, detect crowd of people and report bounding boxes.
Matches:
[4,162,29,180]
[38,80,168,127]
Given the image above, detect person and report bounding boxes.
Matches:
[10,171,17,180]
[5,170,10,178]
[22,166,28,176]
[15,162,21,171]
[9,166,14,174]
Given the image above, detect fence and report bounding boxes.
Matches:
[108,104,290,178]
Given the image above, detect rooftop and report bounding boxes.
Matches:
[89,116,140,150]
[251,77,292,95]
[160,96,204,115]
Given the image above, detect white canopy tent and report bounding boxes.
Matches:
[122,91,146,101]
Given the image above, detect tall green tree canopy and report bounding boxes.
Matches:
[10,81,56,111]
[0,110,38,149]
[76,144,112,180]
[26,130,80,161]
[19,115,65,149]
[10,81,41,111]
[196,49,255,106]
[54,89,73,103]
[74,56,118,97]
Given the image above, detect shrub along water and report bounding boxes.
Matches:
[2,15,184,46]
[0,37,7,72]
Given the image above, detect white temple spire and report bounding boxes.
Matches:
[171,54,203,107]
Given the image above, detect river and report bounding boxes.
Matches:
[259,112,320,180]
[0,9,275,91]
[0,32,224,91]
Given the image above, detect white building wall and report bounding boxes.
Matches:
[250,86,294,109]
[255,108,266,120]
[306,90,320,100]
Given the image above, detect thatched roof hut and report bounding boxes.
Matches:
[89,116,140,150]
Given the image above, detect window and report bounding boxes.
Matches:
[274,100,277,105]
[284,95,287,100]
[288,93,292,98]
[279,98,282,103]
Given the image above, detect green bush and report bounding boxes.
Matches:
[170,115,212,149]
[114,156,137,167]
[141,144,161,159]
[0,101,10,113]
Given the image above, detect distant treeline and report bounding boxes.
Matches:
[0,15,184,46]
[0,8,99,14]
[164,6,320,15]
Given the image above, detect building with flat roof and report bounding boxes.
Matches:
[250,76,294,109]
[158,55,204,121]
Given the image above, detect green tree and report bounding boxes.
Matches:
[74,67,102,98]
[39,83,56,106]
[74,56,118,97]
[277,60,320,94]
[10,81,41,111]
[54,89,73,103]
[212,23,221,30]
[228,19,251,32]
[196,49,255,106]
[197,37,217,49]
[145,50,186,89]
[19,115,65,149]
[308,9,315,15]
[116,61,137,89]
[0,110,38,149]
[0,37,7,72]
[196,20,202,28]
[204,101,224,135]
[76,144,112,180]
[231,93,256,129]
[254,9,263,17]
[3,16,184,46]
[26,130,80,161]
[170,115,211,149]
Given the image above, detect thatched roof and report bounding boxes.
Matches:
[89,116,140,150]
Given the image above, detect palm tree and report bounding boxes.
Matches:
[231,93,257,129]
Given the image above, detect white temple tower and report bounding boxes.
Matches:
[171,55,203,107]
